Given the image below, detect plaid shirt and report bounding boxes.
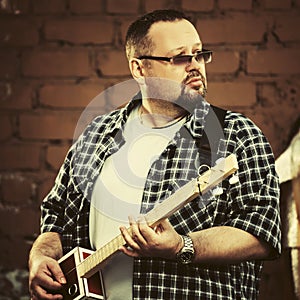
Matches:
[41,96,281,299]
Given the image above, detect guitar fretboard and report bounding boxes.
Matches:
[77,233,125,278]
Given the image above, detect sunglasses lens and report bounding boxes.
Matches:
[197,52,212,63]
[172,51,212,65]
[173,56,192,65]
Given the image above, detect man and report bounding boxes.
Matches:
[29,10,281,299]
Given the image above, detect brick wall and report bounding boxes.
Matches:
[0,0,299,298]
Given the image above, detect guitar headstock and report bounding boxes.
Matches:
[197,154,239,195]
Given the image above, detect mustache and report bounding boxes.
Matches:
[183,70,206,86]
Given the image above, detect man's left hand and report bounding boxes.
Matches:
[119,216,183,260]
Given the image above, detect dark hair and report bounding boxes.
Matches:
[125,9,191,60]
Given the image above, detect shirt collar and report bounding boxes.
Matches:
[118,91,211,139]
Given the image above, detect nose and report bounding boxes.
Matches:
[186,55,205,72]
[184,56,208,89]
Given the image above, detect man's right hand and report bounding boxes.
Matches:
[29,254,66,300]
[28,232,65,300]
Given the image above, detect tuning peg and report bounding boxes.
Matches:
[215,157,225,165]
[229,174,239,185]
[212,187,224,196]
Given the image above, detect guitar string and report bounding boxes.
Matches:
[61,234,124,278]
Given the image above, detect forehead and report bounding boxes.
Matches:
[148,19,202,54]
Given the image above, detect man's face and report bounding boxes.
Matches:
[143,19,208,106]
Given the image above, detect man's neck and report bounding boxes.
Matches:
[140,98,188,128]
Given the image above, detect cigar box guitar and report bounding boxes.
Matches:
[57,154,238,299]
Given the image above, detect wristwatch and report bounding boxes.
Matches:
[176,235,195,264]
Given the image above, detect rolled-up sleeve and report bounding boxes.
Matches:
[40,145,74,234]
[225,114,281,256]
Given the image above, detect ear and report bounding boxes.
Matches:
[129,58,145,81]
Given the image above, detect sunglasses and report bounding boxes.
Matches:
[137,49,212,66]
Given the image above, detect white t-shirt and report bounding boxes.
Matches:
[89,106,185,299]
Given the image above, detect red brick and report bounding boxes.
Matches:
[0,237,32,268]
[0,51,19,79]
[144,0,170,12]
[206,50,240,74]
[260,83,278,105]
[46,145,69,170]
[0,18,39,46]
[0,0,30,15]
[0,115,13,140]
[69,0,104,14]
[19,112,81,140]
[265,0,292,9]
[0,82,32,109]
[260,81,300,122]
[1,176,34,205]
[182,0,214,12]
[104,78,140,109]
[208,82,256,107]
[247,49,300,75]
[197,15,269,44]
[246,109,276,145]
[120,17,136,44]
[38,174,57,201]
[0,208,40,237]
[39,83,106,109]
[32,0,66,14]
[275,16,300,42]
[0,144,40,170]
[45,18,114,44]
[97,50,130,76]
[219,0,252,10]
[249,81,300,156]
[107,0,139,14]
[21,50,90,77]
[274,81,300,109]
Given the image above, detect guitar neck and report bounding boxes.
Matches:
[77,154,238,279]
[77,233,125,278]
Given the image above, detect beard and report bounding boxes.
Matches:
[143,70,207,114]
[175,70,207,112]
[182,70,207,98]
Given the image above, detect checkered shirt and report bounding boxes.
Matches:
[41,96,281,299]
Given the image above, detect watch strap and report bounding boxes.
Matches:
[176,235,194,264]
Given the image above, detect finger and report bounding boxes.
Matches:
[154,224,164,234]
[120,226,141,251]
[152,219,174,235]
[136,216,157,242]
[32,284,63,300]
[157,218,173,231]
[30,268,64,296]
[129,216,147,245]
[119,245,139,258]
[32,280,62,299]
[48,260,66,285]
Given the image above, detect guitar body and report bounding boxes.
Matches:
[58,247,105,300]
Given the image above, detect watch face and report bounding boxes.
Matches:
[178,249,194,264]
[177,235,194,264]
